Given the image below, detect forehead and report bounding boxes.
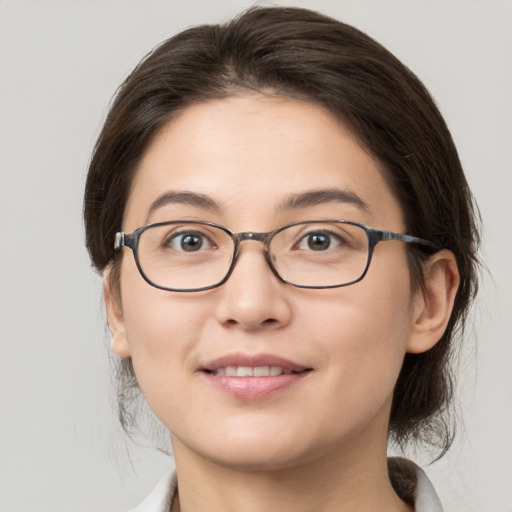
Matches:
[124,95,404,231]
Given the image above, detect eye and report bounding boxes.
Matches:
[166,231,214,252]
[297,231,342,251]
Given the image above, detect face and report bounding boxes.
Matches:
[108,96,428,470]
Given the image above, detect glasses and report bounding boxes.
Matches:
[114,220,435,292]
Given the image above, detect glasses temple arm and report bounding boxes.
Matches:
[379,230,437,249]
[114,232,136,250]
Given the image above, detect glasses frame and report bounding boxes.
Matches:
[114,220,436,292]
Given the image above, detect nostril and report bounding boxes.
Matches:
[224,317,278,328]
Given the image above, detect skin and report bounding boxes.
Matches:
[105,96,459,511]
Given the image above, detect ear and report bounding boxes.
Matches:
[103,267,131,358]
[407,249,460,354]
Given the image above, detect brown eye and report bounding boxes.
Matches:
[166,231,213,252]
[297,231,342,251]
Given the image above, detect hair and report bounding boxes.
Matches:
[84,6,480,459]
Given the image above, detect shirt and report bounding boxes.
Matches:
[131,457,443,512]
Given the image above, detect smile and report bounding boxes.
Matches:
[209,366,300,377]
[201,354,313,399]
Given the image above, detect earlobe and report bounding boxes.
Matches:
[407,250,460,354]
[103,267,131,358]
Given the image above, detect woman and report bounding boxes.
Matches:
[84,6,479,511]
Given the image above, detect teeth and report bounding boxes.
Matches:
[253,366,270,377]
[225,366,237,376]
[237,366,254,377]
[212,366,294,377]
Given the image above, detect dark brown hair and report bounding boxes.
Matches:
[84,6,480,457]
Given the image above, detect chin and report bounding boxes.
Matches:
[173,423,328,473]
[204,445,312,472]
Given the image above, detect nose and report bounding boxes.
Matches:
[213,242,292,331]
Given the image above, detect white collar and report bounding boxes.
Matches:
[131,470,176,512]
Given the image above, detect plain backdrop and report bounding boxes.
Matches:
[0,1,511,511]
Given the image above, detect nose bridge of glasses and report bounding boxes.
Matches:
[231,232,275,265]
[234,232,272,245]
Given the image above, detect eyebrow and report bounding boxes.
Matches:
[276,188,371,213]
[147,191,223,220]
[146,187,370,221]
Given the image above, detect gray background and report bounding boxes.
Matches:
[0,0,510,510]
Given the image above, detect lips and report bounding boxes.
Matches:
[200,353,312,399]
[211,366,297,377]
[201,353,309,374]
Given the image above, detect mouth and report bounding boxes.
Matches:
[200,354,313,399]
[201,353,312,375]
[205,366,307,377]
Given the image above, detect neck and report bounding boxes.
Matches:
[170,436,412,512]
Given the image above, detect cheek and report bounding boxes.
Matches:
[305,255,415,409]
[121,297,211,429]
[356,256,415,366]
[118,259,209,401]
